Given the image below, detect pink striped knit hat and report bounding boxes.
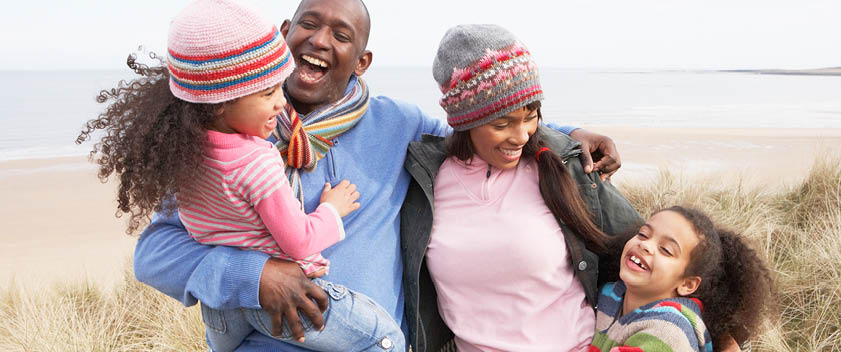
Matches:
[167,0,294,103]
[433,24,543,131]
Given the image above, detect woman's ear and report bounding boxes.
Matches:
[677,276,702,296]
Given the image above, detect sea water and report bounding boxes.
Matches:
[1,67,839,161]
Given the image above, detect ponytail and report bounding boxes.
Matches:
[703,228,775,348]
[659,206,775,349]
[530,132,608,254]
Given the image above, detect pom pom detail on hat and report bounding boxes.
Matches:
[433,24,544,131]
[167,0,294,103]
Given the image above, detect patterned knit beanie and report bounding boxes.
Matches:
[167,0,294,103]
[433,24,543,131]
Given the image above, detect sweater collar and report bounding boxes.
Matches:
[205,130,260,149]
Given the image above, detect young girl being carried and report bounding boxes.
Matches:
[77,1,403,351]
[590,206,775,352]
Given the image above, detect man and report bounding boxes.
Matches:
[133,0,621,350]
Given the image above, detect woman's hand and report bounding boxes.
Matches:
[569,128,621,181]
[258,258,329,342]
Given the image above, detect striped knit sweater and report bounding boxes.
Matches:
[177,130,345,275]
[589,281,712,352]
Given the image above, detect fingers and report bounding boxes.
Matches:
[270,310,286,337]
[336,180,360,200]
[578,145,595,174]
[322,182,331,192]
[284,307,306,342]
[591,135,620,176]
[593,155,621,177]
[305,283,329,323]
[336,179,351,189]
[600,169,618,182]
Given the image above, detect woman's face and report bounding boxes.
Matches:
[468,107,539,170]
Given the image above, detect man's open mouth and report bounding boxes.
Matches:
[298,54,329,83]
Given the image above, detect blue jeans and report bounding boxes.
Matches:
[200,278,404,352]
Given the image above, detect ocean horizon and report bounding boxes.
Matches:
[1,67,840,161]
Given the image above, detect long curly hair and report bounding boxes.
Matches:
[76,52,219,234]
[658,206,775,349]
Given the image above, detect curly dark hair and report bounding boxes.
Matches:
[76,52,219,234]
[658,206,775,349]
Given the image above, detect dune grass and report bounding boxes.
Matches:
[0,264,207,351]
[1,155,839,351]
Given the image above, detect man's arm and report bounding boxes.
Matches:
[134,210,329,340]
[416,110,620,179]
[134,211,269,309]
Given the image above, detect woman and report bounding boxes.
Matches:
[400,24,642,351]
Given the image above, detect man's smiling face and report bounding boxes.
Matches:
[281,0,372,114]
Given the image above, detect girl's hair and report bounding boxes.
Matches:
[76,53,219,234]
[658,206,775,349]
[445,101,608,254]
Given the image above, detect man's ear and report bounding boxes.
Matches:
[353,50,373,77]
[677,276,702,296]
[280,19,291,38]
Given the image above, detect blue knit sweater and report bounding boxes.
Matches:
[133,76,577,351]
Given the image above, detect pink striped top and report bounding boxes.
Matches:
[178,130,344,275]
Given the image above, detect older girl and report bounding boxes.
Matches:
[591,206,774,351]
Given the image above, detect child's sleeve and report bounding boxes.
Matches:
[134,208,268,310]
[607,332,679,351]
[608,303,709,352]
[239,148,344,260]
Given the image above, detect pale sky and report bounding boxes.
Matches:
[2,0,839,70]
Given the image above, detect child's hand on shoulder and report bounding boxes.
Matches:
[320,180,361,217]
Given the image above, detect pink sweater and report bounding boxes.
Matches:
[425,156,594,352]
[178,130,344,275]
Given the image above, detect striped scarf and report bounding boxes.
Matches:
[273,76,369,203]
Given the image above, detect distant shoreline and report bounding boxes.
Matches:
[721,67,841,76]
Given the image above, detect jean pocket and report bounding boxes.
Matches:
[249,307,317,339]
[312,278,349,301]
[200,303,227,334]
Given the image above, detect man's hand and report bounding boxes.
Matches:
[569,128,621,181]
[259,258,329,342]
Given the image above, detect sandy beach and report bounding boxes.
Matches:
[2,127,840,287]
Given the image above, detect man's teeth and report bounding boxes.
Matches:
[302,55,328,68]
[630,255,649,270]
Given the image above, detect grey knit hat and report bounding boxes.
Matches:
[433,24,543,131]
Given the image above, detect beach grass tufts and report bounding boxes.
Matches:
[1,154,840,351]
